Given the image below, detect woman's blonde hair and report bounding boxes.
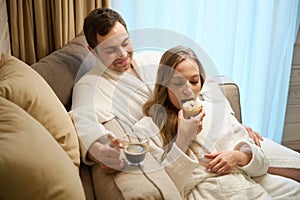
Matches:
[143,46,206,148]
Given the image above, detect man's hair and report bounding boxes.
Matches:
[83,7,127,49]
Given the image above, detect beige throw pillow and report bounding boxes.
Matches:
[0,54,80,168]
[0,97,85,200]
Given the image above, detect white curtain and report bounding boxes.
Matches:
[111,0,300,143]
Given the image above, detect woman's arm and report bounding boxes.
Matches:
[132,116,199,194]
[204,148,251,175]
[161,143,199,194]
[204,142,268,177]
[235,141,269,177]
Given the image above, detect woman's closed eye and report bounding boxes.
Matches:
[190,80,199,85]
[122,41,129,47]
[171,79,199,87]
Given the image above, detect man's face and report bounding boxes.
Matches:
[93,22,133,72]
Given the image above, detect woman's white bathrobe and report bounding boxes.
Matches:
[70,52,160,164]
[200,78,300,171]
[135,100,300,200]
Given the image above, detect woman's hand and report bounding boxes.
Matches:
[205,150,251,175]
[175,110,205,152]
[243,125,263,147]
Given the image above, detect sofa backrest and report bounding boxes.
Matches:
[31,34,242,122]
[31,33,89,111]
[216,76,242,122]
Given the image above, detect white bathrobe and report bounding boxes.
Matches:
[70,52,161,164]
[134,100,300,200]
[201,78,300,170]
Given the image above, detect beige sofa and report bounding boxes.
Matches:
[0,33,241,200]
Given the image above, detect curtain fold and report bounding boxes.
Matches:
[7,0,110,65]
[0,0,10,55]
[111,0,300,143]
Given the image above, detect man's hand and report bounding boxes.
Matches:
[87,136,126,174]
[243,125,263,147]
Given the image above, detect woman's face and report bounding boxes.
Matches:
[167,58,201,110]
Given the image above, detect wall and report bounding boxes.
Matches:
[0,0,10,55]
[282,28,300,152]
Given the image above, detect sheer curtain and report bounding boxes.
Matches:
[111,0,300,143]
[7,0,110,65]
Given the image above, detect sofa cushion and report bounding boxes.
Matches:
[0,54,80,168]
[31,33,90,110]
[0,97,85,200]
[214,76,242,123]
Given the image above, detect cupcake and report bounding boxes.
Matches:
[182,100,202,118]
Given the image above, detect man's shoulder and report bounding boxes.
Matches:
[74,66,104,87]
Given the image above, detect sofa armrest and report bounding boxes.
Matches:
[213,76,242,123]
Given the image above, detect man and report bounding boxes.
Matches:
[70,7,161,174]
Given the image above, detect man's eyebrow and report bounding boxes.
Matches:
[102,36,130,50]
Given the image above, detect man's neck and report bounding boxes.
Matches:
[126,64,142,80]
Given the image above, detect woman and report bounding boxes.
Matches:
[142,46,300,199]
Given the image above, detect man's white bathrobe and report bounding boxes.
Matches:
[70,52,160,164]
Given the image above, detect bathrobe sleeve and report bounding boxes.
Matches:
[234,141,269,177]
[132,117,199,195]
